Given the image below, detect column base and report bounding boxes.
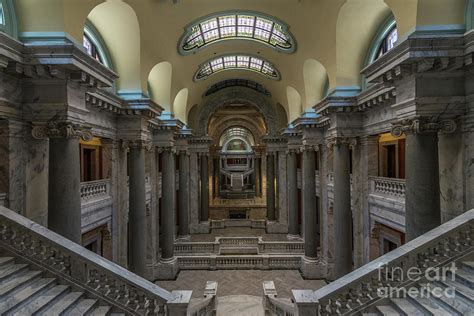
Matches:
[287,234,302,241]
[266,220,288,234]
[153,257,179,280]
[189,221,210,234]
[300,256,327,279]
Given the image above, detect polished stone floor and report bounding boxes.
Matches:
[156,269,326,298]
[184,227,296,242]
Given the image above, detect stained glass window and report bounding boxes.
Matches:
[179,12,296,54]
[195,55,280,81]
[376,26,398,59]
[83,34,103,63]
[0,3,4,25]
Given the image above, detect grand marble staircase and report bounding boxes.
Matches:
[264,209,474,315]
[0,256,119,315]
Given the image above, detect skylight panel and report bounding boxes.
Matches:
[179,11,296,54]
[194,54,280,81]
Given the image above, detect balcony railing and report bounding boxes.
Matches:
[369,176,405,198]
[80,179,111,203]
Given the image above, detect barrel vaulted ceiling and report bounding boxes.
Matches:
[15,0,468,125]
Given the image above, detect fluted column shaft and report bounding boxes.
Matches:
[200,153,209,221]
[287,150,298,236]
[333,141,352,279]
[161,149,176,260]
[128,143,147,276]
[266,153,276,220]
[302,148,317,258]
[49,136,82,243]
[178,151,190,237]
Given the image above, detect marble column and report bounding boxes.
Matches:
[287,150,298,236]
[178,151,190,237]
[302,147,317,259]
[255,157,261,197]
[200,153,209,221]
[48,134,82,244]
[333,139,352,279]
[128,141,147,276]
[405,132,440,241]
[161,148,176,260]
[266,153,276,220]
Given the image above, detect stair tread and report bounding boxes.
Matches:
[12,284,69,316]
[376,304,401,315]
[439,279,474,301]
[409,295,451,316]
[390,298,425,315]
[0,257,14,267]
[420,281,472,315]
[40,291,83,315]
[0,263,29,282]
[90,305,112,316]
[0,277,56,313]
[461,261,474,270]
[67,298,98,315]
[0,270,42,297]
[453,269,474,285]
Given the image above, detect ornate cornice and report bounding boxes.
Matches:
[391,117,456,136]
[32,122,93,141]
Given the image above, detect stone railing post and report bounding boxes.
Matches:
[166,290,192,316]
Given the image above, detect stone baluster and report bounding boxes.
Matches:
[391,117,456,240]
[330,137,355,279]
[32,122,93,244]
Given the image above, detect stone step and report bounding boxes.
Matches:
[0,263,29,283]
[420,283,471,315]
[0,270,42,298]
[0,257,15,267]
[0,277,56,314]
[389,298,425,316]
[451,269,474,289]
[375,304,401,315]
[67,298,98,315]
[12,284,70,315]
[461,261,474,274]
[39,291,84,315]
[407,295,451,316]
[90,305,112,316]
[438,279,474,302]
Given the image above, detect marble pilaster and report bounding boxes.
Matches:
[287,150,299,237]
[178,150,190,237]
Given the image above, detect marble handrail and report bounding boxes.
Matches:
[292,209,474,315]
[369,176,405,198]
[80,179,111,202]
[0,205,177,315]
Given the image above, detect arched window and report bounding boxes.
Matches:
[365,15,397,65]
[179,11,296,55]
[194,54,280,81]
[0,0,18,38]
[467,0,474,31]
[83,21,113,69]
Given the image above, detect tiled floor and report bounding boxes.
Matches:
[187,227,294,242]
[156,269,326,298]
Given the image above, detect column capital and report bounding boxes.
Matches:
[178,149,190,156]
[391,117,456,137]
[326,137,357,149]
[286,148,300,154]
[123,139,153,151]
[198,152,209,157]
[32,121,93,141]
[300,144,319,152]
[158,146,176,154]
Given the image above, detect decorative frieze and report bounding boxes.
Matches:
[32,122,93,141]
[391,117,456,137]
